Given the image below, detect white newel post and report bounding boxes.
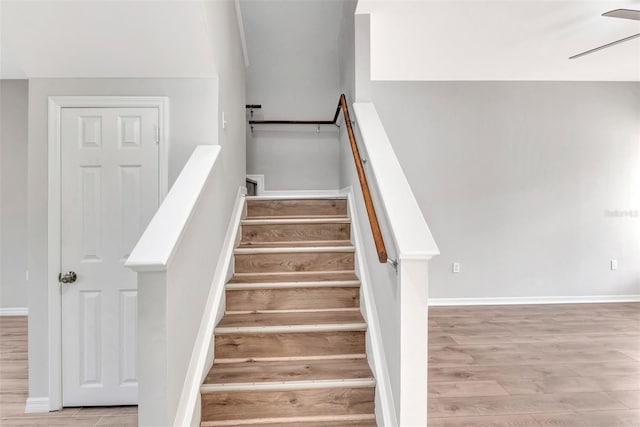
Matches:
[398,257,430,426]
[136,270,170,427]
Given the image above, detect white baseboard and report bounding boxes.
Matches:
[0,307,28,316]
[246,174,342,197]
[25,397,49,413]
[346,188,397,427]
[429,294,640,306]
[173,186,246,427]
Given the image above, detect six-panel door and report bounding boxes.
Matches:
[61,107,159,406]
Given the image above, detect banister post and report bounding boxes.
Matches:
[137,270,170,427]
[398,257,430,426]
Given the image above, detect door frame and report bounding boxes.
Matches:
[47,96,169,410]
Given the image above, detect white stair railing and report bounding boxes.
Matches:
[126,145,242,426]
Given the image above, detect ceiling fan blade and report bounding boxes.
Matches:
[570,32,640,59]
[603,9,640,20]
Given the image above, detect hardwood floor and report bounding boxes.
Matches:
[428,302,640,426]
[0,316,137,427]
[2,303,638,426]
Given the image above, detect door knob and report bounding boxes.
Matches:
[58,271,77,284]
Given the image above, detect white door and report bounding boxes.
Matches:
[61,107,160,406]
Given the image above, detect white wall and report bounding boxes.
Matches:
[0,79,28,310]
[26,78,218,399]
[356,1,640,81]
[203,0,247,196]
[338,1,357,104]
[371,81,640,300]
[242,0,344,191]
[1,1,216,79]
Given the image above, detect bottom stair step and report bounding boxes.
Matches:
[200,386,375,425]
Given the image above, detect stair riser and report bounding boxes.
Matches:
[234,252,354,274]
[247,199,347,218]
[226,287,360,311]
[215,331,365,359]
[201,386,375,422]
[241,223,350,244]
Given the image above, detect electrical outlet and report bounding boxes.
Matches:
[611,259,618,271]
[25,271,29,281]
[452,262,461,273]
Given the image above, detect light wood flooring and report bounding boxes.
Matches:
[0,316,137,427]
[2,303,639,426]
[428,302,640,426]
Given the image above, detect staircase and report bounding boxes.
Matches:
[200,197,377,426]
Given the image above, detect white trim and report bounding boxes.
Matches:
[234,0,250,68]
[24,397,50,413]
[232,270,355,281]
[234,246,354,254]
[226,308,361,315]
[47,95,170,411]
[173,187,246,427]
[346,188,397,427]
[200,378,375,393]
[0,307,28,316]
[241,218,351,225]
[429,295,640,306]
[226,280,361,290]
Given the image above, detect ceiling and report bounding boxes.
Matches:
[357,0,640,81]
[0,1,217,78]
[2,0,639,81]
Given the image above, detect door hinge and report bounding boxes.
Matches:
[155,126,160,144]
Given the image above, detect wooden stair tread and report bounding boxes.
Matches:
[234,249,354,274]
[217,311,365,329]
[226,280,360,289]
[225,285,360,311]
[246,198,348,219]
[200,387,374,423]
[239,240,352,248]
[234,245,354,254]
[246,214,349,220]
[214,331,366,360]
[204,358,373,385]
[242,218,351,224]
[229,271,359,283]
